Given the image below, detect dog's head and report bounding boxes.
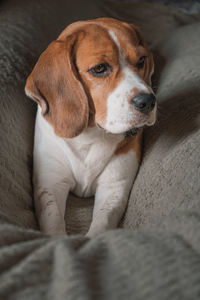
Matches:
[25,18,156,138]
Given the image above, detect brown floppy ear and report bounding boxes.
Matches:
[25,34,89,138]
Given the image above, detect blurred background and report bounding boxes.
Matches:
[114,0,200,14]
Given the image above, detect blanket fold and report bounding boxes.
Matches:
[0,210,200,299]
[0,0,200,299]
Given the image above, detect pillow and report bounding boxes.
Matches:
[123,22,200,230]
[0,0,200,235]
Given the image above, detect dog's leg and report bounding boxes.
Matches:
[86,147,140,238]
[33,159,75,236]
[87,130,142,238]
[34,183,69,236]
[32,109,76,236]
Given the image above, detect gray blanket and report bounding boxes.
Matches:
[0,0,200,299]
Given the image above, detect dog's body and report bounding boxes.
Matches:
[34,106,141,236]
[25,18,157,237]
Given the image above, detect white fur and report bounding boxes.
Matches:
[33,106,139,237]
[31,30,155,238]
[105,30,154,134]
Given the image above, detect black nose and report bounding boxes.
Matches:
[132,93,156,114]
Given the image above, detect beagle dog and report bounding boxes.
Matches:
[25,18,156,238]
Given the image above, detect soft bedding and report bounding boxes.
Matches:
[0,0,200,299]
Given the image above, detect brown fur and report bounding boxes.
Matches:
[115,129,143,162]
[25,18,154,140]
[25,33,89,138]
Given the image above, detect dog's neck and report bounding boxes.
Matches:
[68,126,123,147]
[37,105,124,152]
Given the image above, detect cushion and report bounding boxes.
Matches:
[0,0,200,299]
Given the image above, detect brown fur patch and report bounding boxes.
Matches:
[25,34,89,138]
[75,18,153,127]
[75,24,123,127]
[115,129,143,162]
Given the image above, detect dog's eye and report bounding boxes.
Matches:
[88,63,111,77]
[136,56,147,69]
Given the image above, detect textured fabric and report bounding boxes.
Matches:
[0,0,101,232]
[0,0,200,299]
[0,215,200,300]
[123,22,200,230]
[0,0,200,234]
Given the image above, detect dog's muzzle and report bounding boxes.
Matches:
[132,93,156,114]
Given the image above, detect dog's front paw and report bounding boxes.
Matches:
[86,230,101,239]
[86,224,109,239]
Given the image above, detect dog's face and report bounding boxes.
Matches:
[25,18,156,138]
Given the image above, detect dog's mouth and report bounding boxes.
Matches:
[96,122,140,136]
[124,112,157,137]
[96,105,157,135]
[96,123,144,136]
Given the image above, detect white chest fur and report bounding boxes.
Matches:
[33,106,139,237]
[34,106,124,197]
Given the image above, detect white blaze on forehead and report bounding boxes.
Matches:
[109,30,125,63]
[104,30,152,134]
